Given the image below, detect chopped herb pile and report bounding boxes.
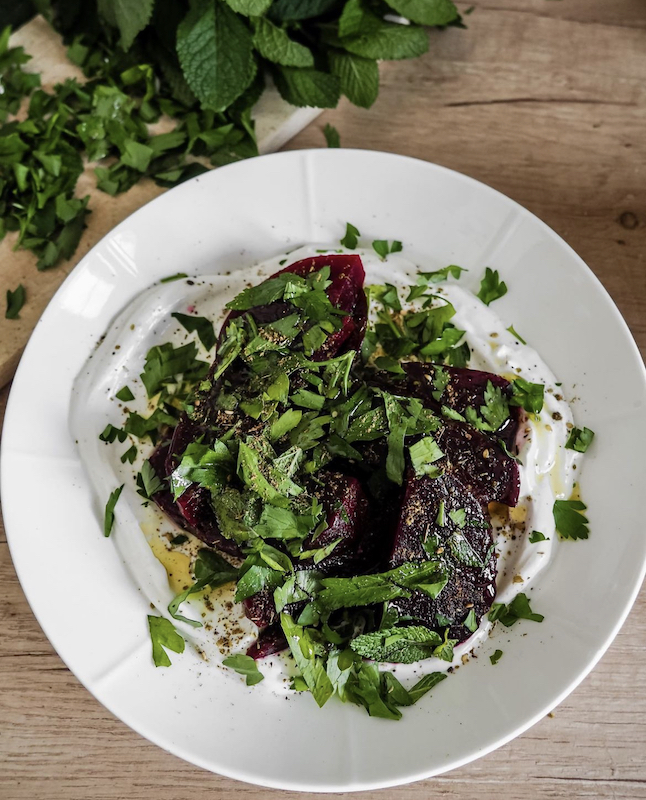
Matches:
[0,1,466,303]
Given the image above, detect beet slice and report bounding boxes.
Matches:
[154,255,369,555]
[242,471,374,637]
[389,469,497,644]
[247,624,288,660]
[370,362,522,451]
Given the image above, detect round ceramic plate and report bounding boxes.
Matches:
[2,150,645,792]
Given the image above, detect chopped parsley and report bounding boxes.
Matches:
[5,284,25,319]
[171,312,217,351]
[553,499,589,540]
[148,616,185,668]
[489,593,544,626]
[565,426,595,453]
[490,649,503,665]
[103,484,124,538]
[340,222,360,249]
[477,268,507,305]
[529,530,547,543]
[115,385,135,402]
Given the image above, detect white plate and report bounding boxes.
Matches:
[2,150,645,792]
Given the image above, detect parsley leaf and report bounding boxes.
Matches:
[104,484,124,537]
[510,378,544,414]
[372,240,403,259]
[489,593,544,626]
[506,324,527,344]
[5,284,25,319]
[115,385,135,402]
[281,612,334,707]
[565,426,595,453]
[490,649,503,665]
[529,530,547,543]
[340,222,360,249]
[171,312,217,351]
[136,461,165,500]
[553,499,589,540]
[409,435,444,477]
[147,615,185,667]
[417,265,466,284]
[222,654,265,686]
[477,268,508,305]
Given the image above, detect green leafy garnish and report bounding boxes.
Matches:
[340,222,360,249]
[136,461,165,500]
[529,530,547,543]
[103,484,124,537]
[323,123,340,148]
[372,239,403,259]
[506,324,526,344]
[99,424,127,444]
[477,268,508,305]
[120,444,137,464]
[281,612,334,708]
[171,312,217,351]
[223,654,265,686]
[490,649,503,665]
[565,426,595,453]
[147,615,185,668]
[510,378,544,415]
[5,284,25,319]
[115,385,135,402]
[489,593,544,626]
[553,499,589,540]
[409,435,444,477]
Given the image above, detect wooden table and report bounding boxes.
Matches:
[2,2,645,798]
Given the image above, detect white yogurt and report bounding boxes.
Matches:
[71,245,582,693]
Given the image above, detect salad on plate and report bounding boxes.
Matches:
[75,226,594,721]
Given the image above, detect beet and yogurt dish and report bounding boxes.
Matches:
[82,233,593,720]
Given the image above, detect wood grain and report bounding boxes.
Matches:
[1,2,646,798]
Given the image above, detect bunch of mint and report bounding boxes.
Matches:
[0,0,463,281]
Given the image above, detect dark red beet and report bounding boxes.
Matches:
[389,469,497,643]
[153,255,369,557]
[370,362,522,451]
[247,624,288,660]
[437,421,520,507]
[244,590,277,628]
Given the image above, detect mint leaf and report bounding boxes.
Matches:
[329,52,379,109]
[565,426,595,453]
[147,615,185,667]
[225,0,273,14]
[477,267,508,305]
[382,391,407,485]
[407,671,447,703]
[341,222,360,248]
[338,0,383,37]
[384,0,459,26]
[350,625,442,663]
[171,312,217,350]
[270,408,303,440]
[273,66,340,108]
[553,499,589,540]
[177,0,255,112]
[271,0,338,20]
[104,484,124,537]
[433,629,457,662]
[223,653,265,685]
[97,0,155,50]
[323,123,340,148]
[342,21,429,61]
[5,284,25,319]
[252,17,314,66]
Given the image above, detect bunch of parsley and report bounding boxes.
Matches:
[0,0,464,307]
